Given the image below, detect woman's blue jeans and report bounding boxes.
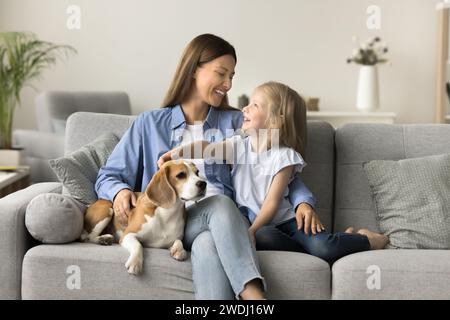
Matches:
[255,218,371,264]
[183,195,265,300]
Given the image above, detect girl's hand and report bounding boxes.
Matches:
[113,188,137,227]
[295,202,325,235]
[157,150,174,168]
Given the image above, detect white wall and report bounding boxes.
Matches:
[0,0,442,130]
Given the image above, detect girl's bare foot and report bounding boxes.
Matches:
[357,229,389,250]
[344,227,354,234]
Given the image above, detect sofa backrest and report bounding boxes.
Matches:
[66,112,336,229]
[301,121,335,229]
[66,113,450,234]
[334,123,450,233]
[66,112,136,153]
[36,91,132,133]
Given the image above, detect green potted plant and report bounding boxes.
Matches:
[0,32,76,167]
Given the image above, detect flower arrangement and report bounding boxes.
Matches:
[346,36,388,66]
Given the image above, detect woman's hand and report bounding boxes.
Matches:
[113,188,137,227]
[295,202,325,235]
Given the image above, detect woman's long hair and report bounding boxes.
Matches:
[162,34,237,110]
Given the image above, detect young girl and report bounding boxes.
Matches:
[159,81,389,264]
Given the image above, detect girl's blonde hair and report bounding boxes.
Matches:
[162,34,237,110]
[256,81,307,157]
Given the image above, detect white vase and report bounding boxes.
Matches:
[356,65,379,112]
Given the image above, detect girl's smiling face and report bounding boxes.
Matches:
[242,89,269,131]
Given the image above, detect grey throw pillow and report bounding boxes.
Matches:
[363,153,450,249]
[49,132,119,206]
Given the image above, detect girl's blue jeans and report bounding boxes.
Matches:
[255,218,371,264]
[183,195,369,300]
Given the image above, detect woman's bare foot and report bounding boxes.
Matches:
[240,279,266,300]
[357,229,389,250]
[344,227,354,234]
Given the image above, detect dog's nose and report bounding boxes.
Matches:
[196,180,207,191]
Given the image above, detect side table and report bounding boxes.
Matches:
[0,168,31,198]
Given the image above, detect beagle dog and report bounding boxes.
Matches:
[80,160,207,275]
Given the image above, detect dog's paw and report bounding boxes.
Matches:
[97,234,114,246]
[171,248,188,261]
[170,240,188,261]
[125,254,143,275]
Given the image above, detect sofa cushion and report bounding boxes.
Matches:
[49,132,119,206]
[25,193,85,244]
[363,153,450,249]
[258,251,331,299]
[332,249,450,299]
[334,124,450,233]
[21,243,331,299]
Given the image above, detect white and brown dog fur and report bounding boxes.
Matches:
[80,160,206,275]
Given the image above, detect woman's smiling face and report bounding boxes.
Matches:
[193,54,236,107]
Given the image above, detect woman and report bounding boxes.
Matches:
[95,34,319,300]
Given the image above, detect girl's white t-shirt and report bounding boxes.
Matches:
[229,135,306,225]
[181,123,223,207]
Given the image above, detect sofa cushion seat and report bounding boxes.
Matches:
[258,251,331,299]
[21,243,331,299]
[332,249,450,300]
[22,243,194,300]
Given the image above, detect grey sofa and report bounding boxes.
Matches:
[1,111,450,300]
[13,91,132,183]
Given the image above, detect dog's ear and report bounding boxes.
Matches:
[146,165,177,209]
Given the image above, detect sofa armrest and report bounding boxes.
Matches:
[0,182,62,299]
